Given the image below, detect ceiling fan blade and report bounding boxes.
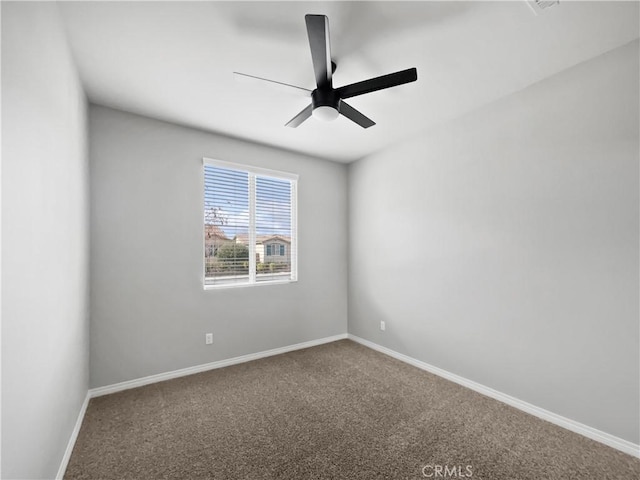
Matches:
[233,72,312,97]
[285,104,313,128]
[305,14,332,89]
[338,101,375,128]
[336,67,418,99]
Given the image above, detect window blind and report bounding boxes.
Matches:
[203,159,297,287]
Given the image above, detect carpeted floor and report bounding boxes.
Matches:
[65,340,640,479]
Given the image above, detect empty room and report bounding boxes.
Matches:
[2,1,639,479]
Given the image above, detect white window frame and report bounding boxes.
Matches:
[202,158,298,289]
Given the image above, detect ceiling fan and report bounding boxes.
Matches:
[234,14,418,129]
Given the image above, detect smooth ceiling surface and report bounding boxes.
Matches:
[58,1,639,162]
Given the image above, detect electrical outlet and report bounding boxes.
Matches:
[205,333,213,345]
[380,321,386,331]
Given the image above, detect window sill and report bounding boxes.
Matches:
[203,279,298,290]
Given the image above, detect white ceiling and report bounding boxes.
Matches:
[58,1,639,163]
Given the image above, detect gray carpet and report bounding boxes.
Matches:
[65,340,640,479]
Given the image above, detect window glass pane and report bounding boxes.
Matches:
[256,175,292,282]
[204,165,249,286]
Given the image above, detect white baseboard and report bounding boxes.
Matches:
[56,391,91,479]
[348,334,640,459]
[89,333,348,398]
[57,330,637,480]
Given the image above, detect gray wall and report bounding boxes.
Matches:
[89,106,348,388]
[348,40,639,444]
[1,3,90,479]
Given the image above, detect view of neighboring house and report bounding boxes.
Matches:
[204,226,292,278]
[233,233,291,264]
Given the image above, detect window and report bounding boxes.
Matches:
[203,158,297,287]
[267,243,282,256]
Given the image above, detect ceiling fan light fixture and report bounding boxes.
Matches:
[311,88,340,122]
[312,105,340,122]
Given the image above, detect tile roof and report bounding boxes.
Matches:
[234,234,291,245]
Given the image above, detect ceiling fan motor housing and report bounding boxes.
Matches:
[311,89,340,111]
